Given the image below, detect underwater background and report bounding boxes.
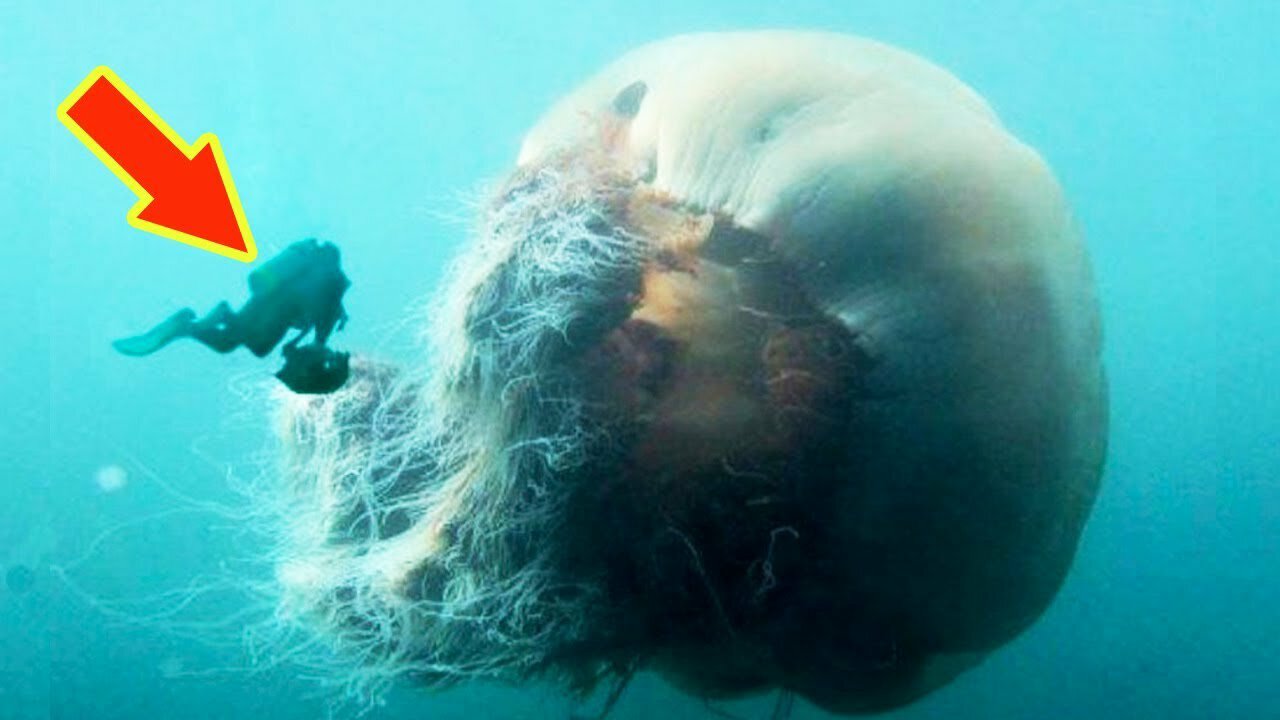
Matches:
[2,1,1277,718]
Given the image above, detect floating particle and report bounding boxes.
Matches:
[94,464,128,493]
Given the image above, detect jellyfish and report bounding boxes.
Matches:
[265,31,1106,714]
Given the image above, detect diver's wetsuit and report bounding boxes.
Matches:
[113,238,352,394]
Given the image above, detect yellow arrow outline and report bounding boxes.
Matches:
[57,66,257,263]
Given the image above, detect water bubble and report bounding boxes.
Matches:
[94,464,128,493]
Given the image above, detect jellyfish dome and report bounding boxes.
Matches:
[270,31,1106,714]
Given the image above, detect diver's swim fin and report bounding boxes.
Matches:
[112,308,198,357]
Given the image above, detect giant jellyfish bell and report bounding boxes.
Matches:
[270,31,1106,714]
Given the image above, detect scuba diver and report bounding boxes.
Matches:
[113,238,352,394]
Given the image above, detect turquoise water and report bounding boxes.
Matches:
[3,1,1277,718]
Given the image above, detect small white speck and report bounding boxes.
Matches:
[94,465,128,493]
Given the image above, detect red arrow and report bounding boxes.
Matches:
[58,67,256,262]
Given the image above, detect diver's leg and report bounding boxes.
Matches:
[112,308,198,356]
[188,302,242,353]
